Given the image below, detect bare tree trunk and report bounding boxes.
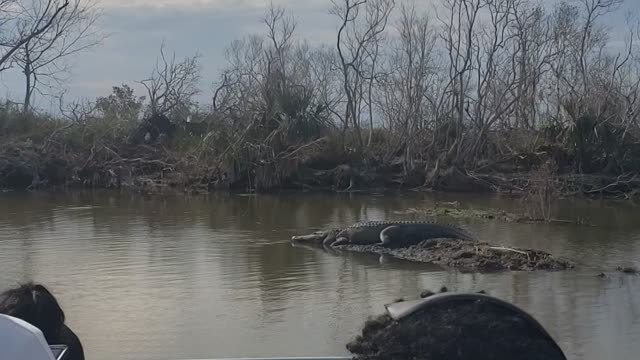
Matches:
[366,42,380,148]
[331,0,394,150]
[23,56,33,113]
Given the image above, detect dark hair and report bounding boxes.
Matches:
[347,288,566,360]
[0,282,65,342]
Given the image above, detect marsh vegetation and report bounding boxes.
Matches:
[1,0,640,203]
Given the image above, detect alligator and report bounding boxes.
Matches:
[291,220,477,248]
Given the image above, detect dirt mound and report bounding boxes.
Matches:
[337,239,575,272]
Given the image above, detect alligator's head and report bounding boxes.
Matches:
[291,229,341,246]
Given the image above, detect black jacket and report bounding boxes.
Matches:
[53,324,85,360]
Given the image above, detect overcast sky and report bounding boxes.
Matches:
[0,0,638,111]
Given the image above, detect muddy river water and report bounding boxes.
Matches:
[0,191,639,360]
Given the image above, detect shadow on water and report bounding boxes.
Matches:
[0,190,639,360]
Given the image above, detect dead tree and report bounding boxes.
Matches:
[140,43,200,118]
[377,2,438,171]
[511,1,556,129]
[331,0,395,149]
[578,0,623,97]
[468,0,520,158]
[0,0,71,72]
[216,4,333,138]
[137,43,201,143]
[437,0,484,158]
[12,0,103,112]
[308,44,343,130]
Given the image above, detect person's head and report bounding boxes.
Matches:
[0,283,65,343]
[347,288,566,360]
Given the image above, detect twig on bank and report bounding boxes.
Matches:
[584,173,638,194]
[488,246,531,262]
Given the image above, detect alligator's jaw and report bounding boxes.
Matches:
[291,232,327,243]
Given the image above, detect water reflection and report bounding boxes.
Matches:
[0,191,638,360]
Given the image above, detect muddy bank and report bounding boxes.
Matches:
[1,134,639,200]
[333,239,575,273]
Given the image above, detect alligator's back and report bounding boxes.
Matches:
[338,221,432,244]
[338,220,476,245]
[347,220,437,228]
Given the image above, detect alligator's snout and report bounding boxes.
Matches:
[291,234,319,242]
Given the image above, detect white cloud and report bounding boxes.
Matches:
[6,0,639,112]
[0,0,339,110]
[100,0,329,11]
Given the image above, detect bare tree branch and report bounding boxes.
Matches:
[140,41,201,118]
[0,0,71,71]
[12,0,104,112]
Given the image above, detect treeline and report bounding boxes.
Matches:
[2,0,640,198]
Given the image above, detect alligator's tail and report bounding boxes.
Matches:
[423,224,477,242]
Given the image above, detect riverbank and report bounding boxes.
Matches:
[2,108,640,202]
[2,134,640,202]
